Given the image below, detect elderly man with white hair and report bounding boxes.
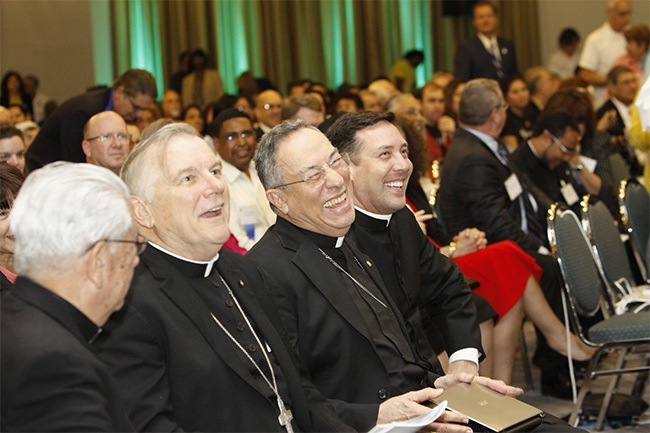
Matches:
[97,123,353,432]
[1,162,142,431]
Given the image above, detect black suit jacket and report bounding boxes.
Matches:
[97,246,351,432]
[248,217,442,432]
[1,277,134,432]
[25,88,112,172]
[454,36,518,84]
[350,208,482,362]
[438,128,550,253]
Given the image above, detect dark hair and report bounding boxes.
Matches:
[501,74,526,96]
[532,110,580,138]
[624,24,650,47]
[558,28,580,47]
[405,50,425,62]
[395,118,429,179]
[443,78,466,120]
[543,87,595,144]
[208,108,252,137]
[8,102,32,119]
[113,69,158,99]
[1,71,32,113]
[606,65,635,85]
[332,93,363,112]
[0,162,25,210]
[473,0,497,15]
[0,126,23,142]
[325,111,395,164]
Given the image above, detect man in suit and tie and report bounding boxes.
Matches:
[438,78,577,398]
[454,1,518,86]
[248,119,523,432]
[1,162,139,431]
[97,123,353,432]
[596,65,642,176]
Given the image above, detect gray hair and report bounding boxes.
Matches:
[254,119,320,190]
[121,122,198,202]
[10,162,132,275]
[459,79,503,126]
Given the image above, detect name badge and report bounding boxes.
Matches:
[561,182,579,206]
[239,206,258,226]
[504,174,523,201]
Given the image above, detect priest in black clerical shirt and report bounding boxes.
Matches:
[96,123,353,433]
[248,118,523,433]
[323,110,585,432]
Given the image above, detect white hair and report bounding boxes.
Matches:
[10,162,132,275]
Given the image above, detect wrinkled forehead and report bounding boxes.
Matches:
[277,128,336,173]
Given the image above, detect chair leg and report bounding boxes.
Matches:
[519,324,535,391]
[595,349,629,431]
[569,349,606,426]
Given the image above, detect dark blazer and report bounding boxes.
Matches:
[1,277,134,432]
[454,35,518,84]
[438,127,550,253]
[97,246,351,433]
[25,88,112,172]
[248,217,442,432]
[350,207,483,361]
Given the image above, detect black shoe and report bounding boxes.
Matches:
[541,369,574,400]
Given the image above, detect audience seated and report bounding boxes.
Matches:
[358,89,383,112]
[613,24,650,84]
[437,79,577,398]
[429,70,455,90]
[368,78,400,109]
[524,66,560,115]
[419,82,456,166]
[332,92,363,114]
[254,89,284,138]
[23,74,51,124]
[14,120,39,149]
[443,79,466,122]
[1,71,33,117]
[8,103,32,126]
[160,89,182,120]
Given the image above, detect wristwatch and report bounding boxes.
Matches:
[574,163,584,172]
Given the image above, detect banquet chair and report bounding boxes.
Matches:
[620,179,650,282]
[547,203,650,430]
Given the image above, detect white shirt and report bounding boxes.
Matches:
[221,159,276,250]
[547,50,579,80]
[579,22,627,107]
[611,97,631,130]
[477,33,501,61]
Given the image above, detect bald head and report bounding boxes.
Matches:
[82,111,131,174]
[255,90,284,128]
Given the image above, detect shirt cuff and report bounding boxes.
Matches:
[448,348,480,366]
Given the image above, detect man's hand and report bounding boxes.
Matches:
[434,372,524,398]
[411,209,434,235]
[377,388,471,433]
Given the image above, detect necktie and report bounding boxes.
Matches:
[490,41,504,79]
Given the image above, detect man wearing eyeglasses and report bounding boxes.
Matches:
[26,69,157,172]
[82,111,132,175]
[1,162,141,431]
[510,111,602,216]
[248,120,503,432]
[254,89,284,139]
[209,108,275,250]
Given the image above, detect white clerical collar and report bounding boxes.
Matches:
[355,206,393,227]
[148,241,220,277]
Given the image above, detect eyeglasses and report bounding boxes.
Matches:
[263,103,282,111]
[221,129,255,142]
[272,154,348,189]
[549,132,578,155]
[86,132,131,143]
[85,234,148,255]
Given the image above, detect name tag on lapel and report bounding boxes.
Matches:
[504,174,523,201]
[561,182,579,206]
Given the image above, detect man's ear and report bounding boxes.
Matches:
[84,241,105,288]
[130,196,154,229]
[81,140,92,158]
[266,189,288,216]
